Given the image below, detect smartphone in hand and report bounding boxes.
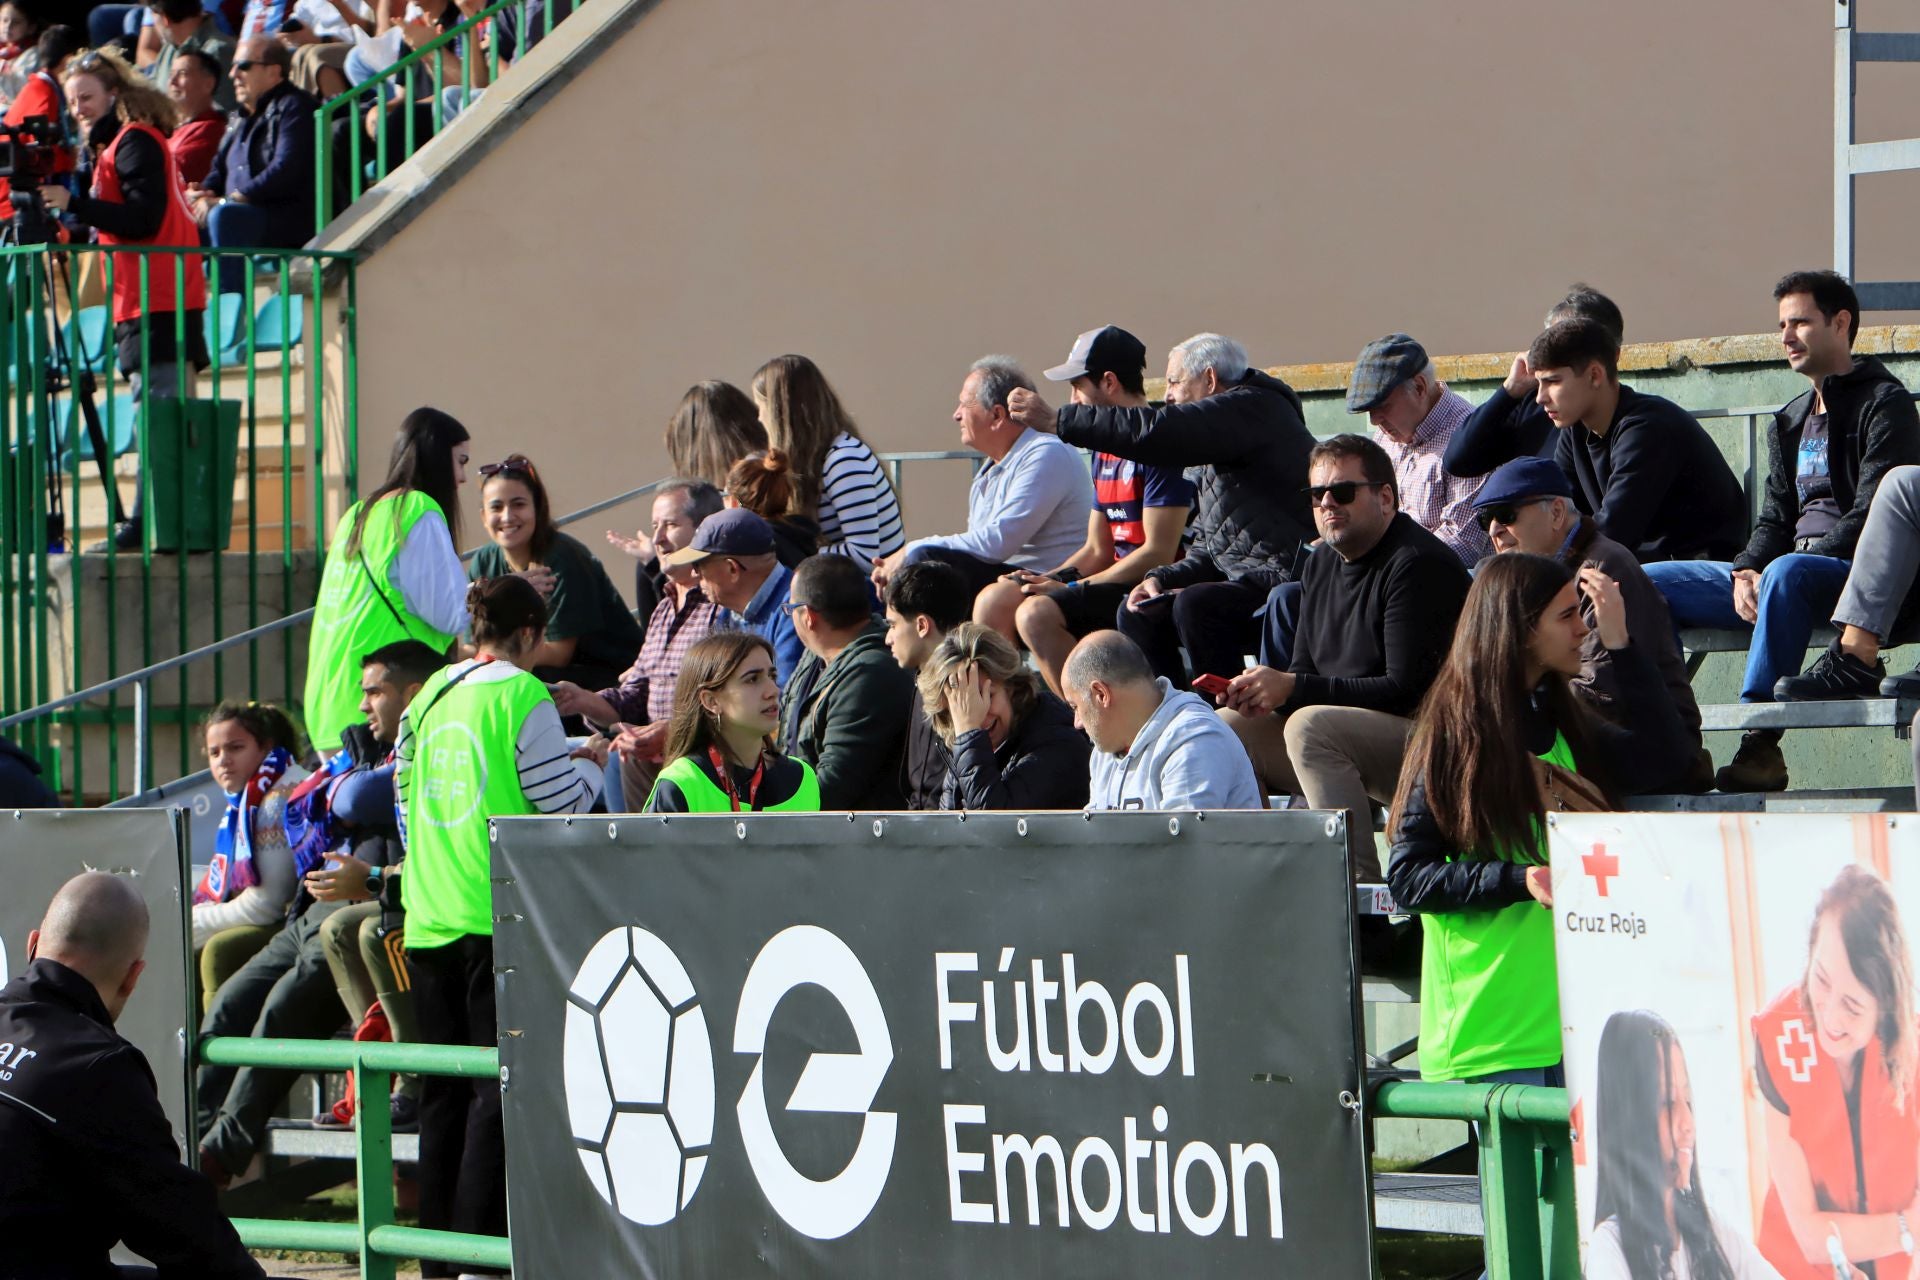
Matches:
[1192,672,1232,698]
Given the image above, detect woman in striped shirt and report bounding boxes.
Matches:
[752,354,906,573]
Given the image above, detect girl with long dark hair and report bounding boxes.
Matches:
[1753,864,1920,1280]
[1587,1009,1779,1279]
[751,354,905,573]
[643,632,819,814]
[1387,554,1689,1084]
[305,408,471,755]
[663,380,768,488]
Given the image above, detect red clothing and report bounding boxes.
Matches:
[0,71,75,205]
[171,109,228,187]
[92,122,207,325]
[1753,984,1920,1280]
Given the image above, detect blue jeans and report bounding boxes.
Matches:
[87,3,142,44]
[206,201,273,293]
[1258,580,1303,670]
[1644,554,1852,702]
[1462,1063,1565,1088]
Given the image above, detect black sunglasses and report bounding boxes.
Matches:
[1302,481,1384,506]
[1473,498,1551,531]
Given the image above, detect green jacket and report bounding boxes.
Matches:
[777,620,913,810]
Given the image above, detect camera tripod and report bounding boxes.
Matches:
[1,200,128,553]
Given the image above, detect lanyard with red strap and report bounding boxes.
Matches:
[707,745,767,812]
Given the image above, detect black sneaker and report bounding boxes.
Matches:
[1716,729,1789,793]
[86,519,143,553]
[1775,644,1886,701]
[1885,668,1920,700]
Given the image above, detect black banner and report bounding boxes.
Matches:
[0,809,193,1148]
[492,810,1371,1278]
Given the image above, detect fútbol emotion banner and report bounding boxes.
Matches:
[1552,812,1920,1280]
[492,810,1371,1278]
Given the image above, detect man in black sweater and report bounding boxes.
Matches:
[1007,332,1316,687]
[1654,271,1920,791]
[1215,435,1470,880]
[0,873,265,1279]
[1531,318,1746,562]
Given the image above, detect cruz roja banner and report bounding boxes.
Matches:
[1551,812,1920,1280]
[492,810,1371,1278]
[0,809,193,1149]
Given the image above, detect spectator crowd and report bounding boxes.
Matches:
[10,268,1920,1278]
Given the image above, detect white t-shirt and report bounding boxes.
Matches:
[1585,1213,1784,1280]
[290,0,373,40]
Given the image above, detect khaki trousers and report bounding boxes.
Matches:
[1219,705,1412,881]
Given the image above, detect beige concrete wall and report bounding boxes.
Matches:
[349,0,1891,568]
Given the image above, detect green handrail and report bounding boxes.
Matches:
[0,244,358,804]
[200,1035,509,1280]
[1373,1080,1577,1280]
[313,0,558,233]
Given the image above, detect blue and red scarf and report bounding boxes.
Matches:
[194,746,293,904]
[283,747,360,886]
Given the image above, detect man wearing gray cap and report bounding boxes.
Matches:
[1346,333,1489,565]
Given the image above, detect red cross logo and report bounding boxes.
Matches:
[1776,1019,1818,1083]
[1582,843,1620,897]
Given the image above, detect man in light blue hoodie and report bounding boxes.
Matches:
[1062,631,1262,811]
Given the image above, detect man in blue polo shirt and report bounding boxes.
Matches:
[663,508,802,682]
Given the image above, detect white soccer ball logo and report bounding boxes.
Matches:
[563,926,715,1224]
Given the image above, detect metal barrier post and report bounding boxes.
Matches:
[131,678,150,796]
[355,1062,399,1280]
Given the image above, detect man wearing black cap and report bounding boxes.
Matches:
[662,508,805,683]
[1007,332,1315,688]
[1473,457,1706,792]
[1347,333,1489,566]
[973,326,1195,695]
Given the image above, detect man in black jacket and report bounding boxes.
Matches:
[1530,318,1747,564]
[1008,331,1315,687]
[782,554,915,809]
[195,641,437,1184]
[1649,271,1920,791]
[1216,435,1470,880]
[189,38,318,293]
[0,872,264,1279]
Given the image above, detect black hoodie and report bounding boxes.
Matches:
[1057,367,1316,591]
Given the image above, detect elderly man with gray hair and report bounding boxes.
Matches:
[871,355,1096,600]
[1010,332,1316,687]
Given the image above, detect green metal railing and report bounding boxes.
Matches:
[200,1035,511,1279]
[0,244,357,803]
[1373,1080,1576,1280]
[314,0,569,232]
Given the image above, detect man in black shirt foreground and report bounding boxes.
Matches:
[1216,435,1470,880]
[0,872,265,1280]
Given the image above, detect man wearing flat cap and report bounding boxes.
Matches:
[1347,333,1489,566]
[1473,456,1708,792]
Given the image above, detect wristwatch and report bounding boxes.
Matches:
[364,870,383,901]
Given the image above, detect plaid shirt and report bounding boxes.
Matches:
[599,584,730,724]
[1374,387,1490,565]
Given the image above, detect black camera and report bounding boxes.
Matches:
[0,114,62,182]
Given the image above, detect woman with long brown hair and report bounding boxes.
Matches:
[663,380,769,489]
[1386,553,1689,1086]
[751,354,904,573]
[643,632,820,813]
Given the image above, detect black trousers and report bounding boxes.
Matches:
[908,546,1017,600]
[407,935,507,1278]
[1115,578,1267,687]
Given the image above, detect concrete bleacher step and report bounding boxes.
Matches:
[265,1118,419,1163]
[1697,696,1920,737]
[1372,1173,1484,1236]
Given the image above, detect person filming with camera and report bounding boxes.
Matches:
[37,46,208,552]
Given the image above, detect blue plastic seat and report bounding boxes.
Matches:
[59,391,139,463]
[62,306,111,374]
[252,295,304,352]
[204,293,248,367]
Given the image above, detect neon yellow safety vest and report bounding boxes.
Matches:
[396,662,552,948]
[647,754,821,814]
[1415,731,1574,1082]
[304,492,458,753]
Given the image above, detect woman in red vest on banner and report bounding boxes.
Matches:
[1754,864,1920,1280]
[37,46,209,551]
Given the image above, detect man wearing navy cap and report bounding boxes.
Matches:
[662,508,804,683]
[1346,333,1489,566]
[1473,458,1707,792]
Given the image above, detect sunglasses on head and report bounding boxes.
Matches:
[1473,498,1552,531]
[478,453,536,481]
[1302,480,1383,505]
